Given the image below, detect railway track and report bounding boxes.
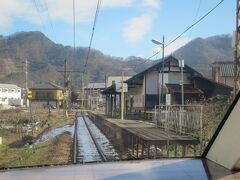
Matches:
[73,113,118,163]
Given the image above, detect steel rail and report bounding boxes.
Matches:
[82,115,107,162]
[72,117,78,164]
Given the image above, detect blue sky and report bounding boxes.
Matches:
[0,0,235,59]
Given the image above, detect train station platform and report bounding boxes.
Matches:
[106,118,199,146]
[88,113,200,158]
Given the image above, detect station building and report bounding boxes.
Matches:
[102,56,233,117]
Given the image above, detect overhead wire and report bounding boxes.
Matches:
[165,0,224,48]
[132,0,225,71]
[188,0,203,37]
[32,0,57,42]
[42,0,58,42]
[32,0,47,34]
[73,0,76,54]
[194,0,203,23]
[83,0,102,74]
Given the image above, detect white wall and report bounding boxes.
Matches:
[127,75,145,108]
[159,73,169,87]
[107,76,131,87]
[206,97,240,170]
[128,85,144,108]
[0,86,22,106]
[167,72,191,84]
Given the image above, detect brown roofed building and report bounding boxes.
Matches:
[212,61,235,87]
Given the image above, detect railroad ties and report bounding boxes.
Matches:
[73,113,119,164]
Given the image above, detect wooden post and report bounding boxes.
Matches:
[182,145,186,157]
[110,94,113,117]
[167,144,170,158]
[136,137,139,158]
[147,143,150,159]
[154,145,157,159]
[174,145,177,157]
[193,145,197,156]
[114,94,117,117]
[141,140,144,159]
[185,145,188,157]
[132,135,134,157]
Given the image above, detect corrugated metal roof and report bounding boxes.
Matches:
[0,84,21,89]
[29,82,63,90]
[84,83,106,89]
[212,61,235,77]
[219,63,235,77]
[166,84,203,94]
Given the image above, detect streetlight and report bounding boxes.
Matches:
[152,35,165,106]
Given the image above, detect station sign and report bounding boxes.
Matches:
[115,83,128,92]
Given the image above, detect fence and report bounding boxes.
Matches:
[154,105,203,141]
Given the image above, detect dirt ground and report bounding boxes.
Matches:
[0,107,75,168]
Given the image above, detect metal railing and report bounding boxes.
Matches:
[154,105,203,142]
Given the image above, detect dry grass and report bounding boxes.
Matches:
[0,132,72,168]
[0,107,74,168]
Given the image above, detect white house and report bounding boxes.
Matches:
[0,84,23,106]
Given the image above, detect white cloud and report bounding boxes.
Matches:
[152,35,192,56]
[123,14,155,43]
[0,0,39,29]
[0,0,135,29]
[141,0,160,9]
[102,0,134,7]
[47,0,135,23]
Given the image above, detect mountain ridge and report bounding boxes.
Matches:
[0,31,234,87]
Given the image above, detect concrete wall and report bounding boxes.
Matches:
[206,96,240,170]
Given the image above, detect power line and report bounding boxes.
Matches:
[132,50,161,70]
[83,0,102,74]
[165,0,225,48]
[42,0,58,41]
[32,0,47,33]
[132,0,225,70]
[194,0,203,23]
[73,0,76,54]
[32,0,57,42]
[189,0,203,37]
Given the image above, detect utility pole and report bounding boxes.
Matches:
[179,59,184,136]
[58,59,82,117]
[234,0,240,95]
[121,71,124,120]
[64,59,69,117]
[161,35,165,105]
[105,73,108,115]
[179,59,184,106]
[25,59,29,107]
[152,36,165,106]
[81,75,84,108]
